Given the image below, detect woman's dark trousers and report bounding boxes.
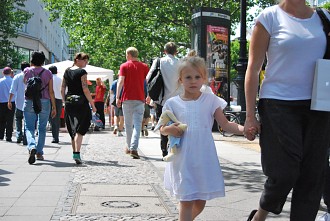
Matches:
[258,99,330,221]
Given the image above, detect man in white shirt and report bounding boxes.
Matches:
[146,42,179,157]
[48,66,62,143]
[8,62,30,144]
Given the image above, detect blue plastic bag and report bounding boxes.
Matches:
[92,113,104,128]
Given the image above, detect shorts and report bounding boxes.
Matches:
[114,106,123,117]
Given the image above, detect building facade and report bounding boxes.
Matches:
[317,0,330,5]
[11,0,69,67]
[311,0,330,6]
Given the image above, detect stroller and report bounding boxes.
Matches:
[91,113,104,131]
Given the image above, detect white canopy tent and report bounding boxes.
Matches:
[43,60,114,83]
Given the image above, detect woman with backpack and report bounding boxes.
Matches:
[24,51,56,164]
[61,52,96,164]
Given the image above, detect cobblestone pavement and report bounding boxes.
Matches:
[49,128,326,221]
[52,129,179,221]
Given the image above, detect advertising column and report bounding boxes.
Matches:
[191,7,231,104]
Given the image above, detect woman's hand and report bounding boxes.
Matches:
[91,105,97,113]
[244,116,260,141]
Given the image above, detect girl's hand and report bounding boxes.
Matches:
[161,123,184,137]
[92,105,97,113]
[244,116,260,141]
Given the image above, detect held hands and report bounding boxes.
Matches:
[244,116,260,141]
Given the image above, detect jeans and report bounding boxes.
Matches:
[122,100,144,150]
[50,99,62,142]
[24,99,51,155]
[0,102,15,140]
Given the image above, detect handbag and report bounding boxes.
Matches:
[147,58,165,102]
[65,94,87,105]
[311,9,330,111]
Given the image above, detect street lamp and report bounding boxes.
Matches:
[234,0,248,123]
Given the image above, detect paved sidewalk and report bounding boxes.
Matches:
[0,126,327,221]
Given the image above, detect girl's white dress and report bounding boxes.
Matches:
[163,92,227,201]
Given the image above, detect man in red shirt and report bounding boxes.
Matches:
[93,78,106,129]
[116,47,149,159]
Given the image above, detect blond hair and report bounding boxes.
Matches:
[177,56,208,84]
[187,49,197,57]
[126,47,139,58]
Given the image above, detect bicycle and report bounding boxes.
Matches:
[219,108,259,137]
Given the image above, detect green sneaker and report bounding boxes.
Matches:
[73,153,82,165]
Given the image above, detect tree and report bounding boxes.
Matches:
[42,0,274,72]
[0,0,32,67]
[323,2,330,10]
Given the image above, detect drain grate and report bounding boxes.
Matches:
[72,184,176,215]
[101,201,140,208]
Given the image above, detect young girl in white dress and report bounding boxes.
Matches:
[159,56,250,221]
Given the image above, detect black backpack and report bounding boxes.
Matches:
[25,68,46,114]
[147,58,164,102]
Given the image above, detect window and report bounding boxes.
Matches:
[20,23,28,33]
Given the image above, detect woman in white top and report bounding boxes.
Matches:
[244,0,330,220]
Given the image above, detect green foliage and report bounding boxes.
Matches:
[230,39,250,81]
[0,0,32,67]
[42,0,274,72]
[323,3,330,10]
[230,40,240,81]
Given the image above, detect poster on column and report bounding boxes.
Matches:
[206,25,229,100]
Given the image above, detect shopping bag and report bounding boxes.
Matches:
[311,59,330,111]
[92,113,104,128]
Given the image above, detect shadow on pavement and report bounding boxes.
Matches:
[83,160,135,168]
[31,160,75,167]
[140,136,161,140]
[222,163,265,193]
[0,177,10,186]
[141,156,163,161]
[0,169,12,186]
